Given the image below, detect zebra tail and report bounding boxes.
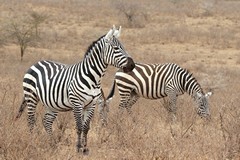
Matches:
[15,97,27,120]
[106,80,116,102]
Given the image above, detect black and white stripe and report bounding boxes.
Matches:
[105,63,211,119]
[16,26,135,154]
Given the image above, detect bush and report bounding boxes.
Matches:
[113,0,148,28]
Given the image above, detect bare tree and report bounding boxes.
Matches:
[5,12,46,61]
[8,21,35,61]
[113,0,148,28]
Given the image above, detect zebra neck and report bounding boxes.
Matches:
[80,50,107,85]
[184,76,203,97]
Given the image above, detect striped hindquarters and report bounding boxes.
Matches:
[23,60,72,111]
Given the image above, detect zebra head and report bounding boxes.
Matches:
[194,92,212,119]
[103,25,135,72]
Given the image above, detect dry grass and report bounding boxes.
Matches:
[0,0,240,159]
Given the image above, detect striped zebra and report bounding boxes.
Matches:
[15,26,135,154]
[104,63,212,120]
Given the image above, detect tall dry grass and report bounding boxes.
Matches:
[0,0,240,159]
[1,80,240,159]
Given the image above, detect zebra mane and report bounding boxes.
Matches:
[84,35,105,58]
[183,67,204,94]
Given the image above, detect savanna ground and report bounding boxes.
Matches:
[0,0,240,159]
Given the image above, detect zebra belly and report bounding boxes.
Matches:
[39,90,72,112]
[116,79,167,100]
[136,89,167,100]
[35,80,72,112]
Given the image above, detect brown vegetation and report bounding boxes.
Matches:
[0,0,240,159]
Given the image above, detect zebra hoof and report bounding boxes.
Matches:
[76,144,82,153]
[82,148,89,155]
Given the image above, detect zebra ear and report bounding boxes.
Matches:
[105,28,114,42]
[113,26,121,38]
[112,25,116,31]
[205,92,212,98]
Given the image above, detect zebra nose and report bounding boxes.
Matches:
[206,113,211,120]
[201,112,211,120]
[123,57,135,73]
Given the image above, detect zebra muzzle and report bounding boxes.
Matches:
[123,57,135,73]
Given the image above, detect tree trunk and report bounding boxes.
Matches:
[21,46,24,61]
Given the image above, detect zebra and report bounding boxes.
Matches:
[103,63,212,121]
[15,26,135,154]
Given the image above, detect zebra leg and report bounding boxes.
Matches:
[42,111,58,135]
[26,95,39,133]
[42,110,58,147]
[97,96,108,127]
[99,104,108,127]
[73,105,83,153]
[166,90,177,122]
[82,120,90,155]
[126,93,139,114]
[81,105,95,155]
[125,94,139,122]
[119,93,132,113]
